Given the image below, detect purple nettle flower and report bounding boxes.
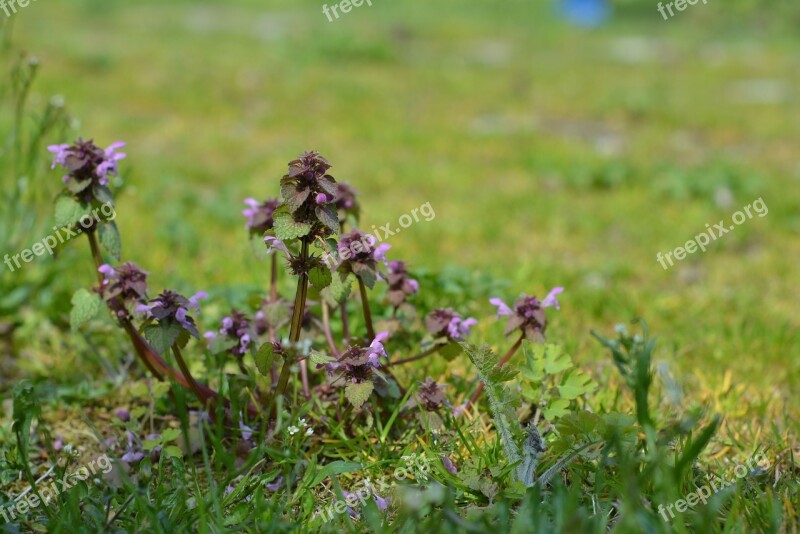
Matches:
[136,289,207,338]
[490,287,563,341]
[334,182,360,220]
[425,308,477,341]
[239,419,254,441]
[374,494,390,511]
[115,408,131,422]
[49,138,126,200]
[386,260,419,308]
[242,197,280,235]
[328,333,390,383]
[336,229,391,288]
[204,309,255,357]
[442,455,458,475]
[265,476,283,491]
[263,236,291,258]
[416,377,447,411]
[97,262,149,318]
[279,151,339,234]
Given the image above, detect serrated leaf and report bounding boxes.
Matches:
[557,369,597,400]
[345,381,374,408]
[143,322,182,355]
[353,263,376,289]
[254,343,276,376]
[91,184,115,207]
[70,289,101,332]
[99,221,121,261]
[54,195,90,228]
[321,273,352,306]
[488,366,519,383]
[309,350,335,366]
[315,204,339,233]
[542,399,571,420]
[281,183,310,213]
[309,266,332,291]
[273,207,311,240]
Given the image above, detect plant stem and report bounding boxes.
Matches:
[274,237,310,401]
[340,302,350,343]
[357,276,375,340]
[386,343,444,368]
[464,334,524,412]
[172,344,211,410]
[270,253,278,302]
[86,230,103,284]
[321,301,340,357]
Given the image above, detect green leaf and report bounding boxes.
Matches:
[91,184,115,207]
[557,369,597,400]
[321,273,352,306]
[273,207,311,240]
[437,342,462,361]
[143,322,182,355]
[254,343,276,376]
[308,460,362,489]
[70,289,101,332]
[54,195,90,228]
[308,266,332,291]
[207,334,237,355]
[315,204,339,233]
[161,428,182,442]
[542,399,571,420]
[309,350,335,366]
[162,445,183,459]
[99,221,121,261]
[353,264,376,289]
[344,381,374,408]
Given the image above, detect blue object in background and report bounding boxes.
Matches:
[559,0,611,27]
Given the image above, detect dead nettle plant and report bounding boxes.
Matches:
[51,143,565,439]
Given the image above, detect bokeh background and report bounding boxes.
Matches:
[1,0,798,434]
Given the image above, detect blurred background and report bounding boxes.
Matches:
[1,0,798,406]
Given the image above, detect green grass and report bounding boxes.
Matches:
[1,0,798,532]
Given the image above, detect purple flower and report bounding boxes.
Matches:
[426,308,477,341]
[121,451,144,464]
[265,476,283,491]
[442,455,458,475]
[97,262,149,319]
[207,310,256,357]
[374,495,390,511]
[489,287,564,341]
[242,197,280,235]
[137,290,206,339]
[264,236,291,258]
[239,419,253,441]
[280,151,339,234]
[49,138,126,197]
[386,261,419,308]
[115,408,131,422]
[336,229,391,288]
[415,377,447,411]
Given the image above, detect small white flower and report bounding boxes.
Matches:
[299,418,308,428]
[305,427,313,436]
[288,426,299,436]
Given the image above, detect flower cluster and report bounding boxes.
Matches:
[425,308,477,341]
[97,262,149,318]
[490,287,563,341]
[279,151,340,234]
[242,197,280,236]
[385,260,419,308]
[136,290,207,338]
[333,182,360,221]
[327,333,389,383]
[48,138,126,201]
[336,229,391,288]
[415,377,446,411]
[204,309,255,357]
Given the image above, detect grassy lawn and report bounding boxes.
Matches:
[1,0,798,531]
